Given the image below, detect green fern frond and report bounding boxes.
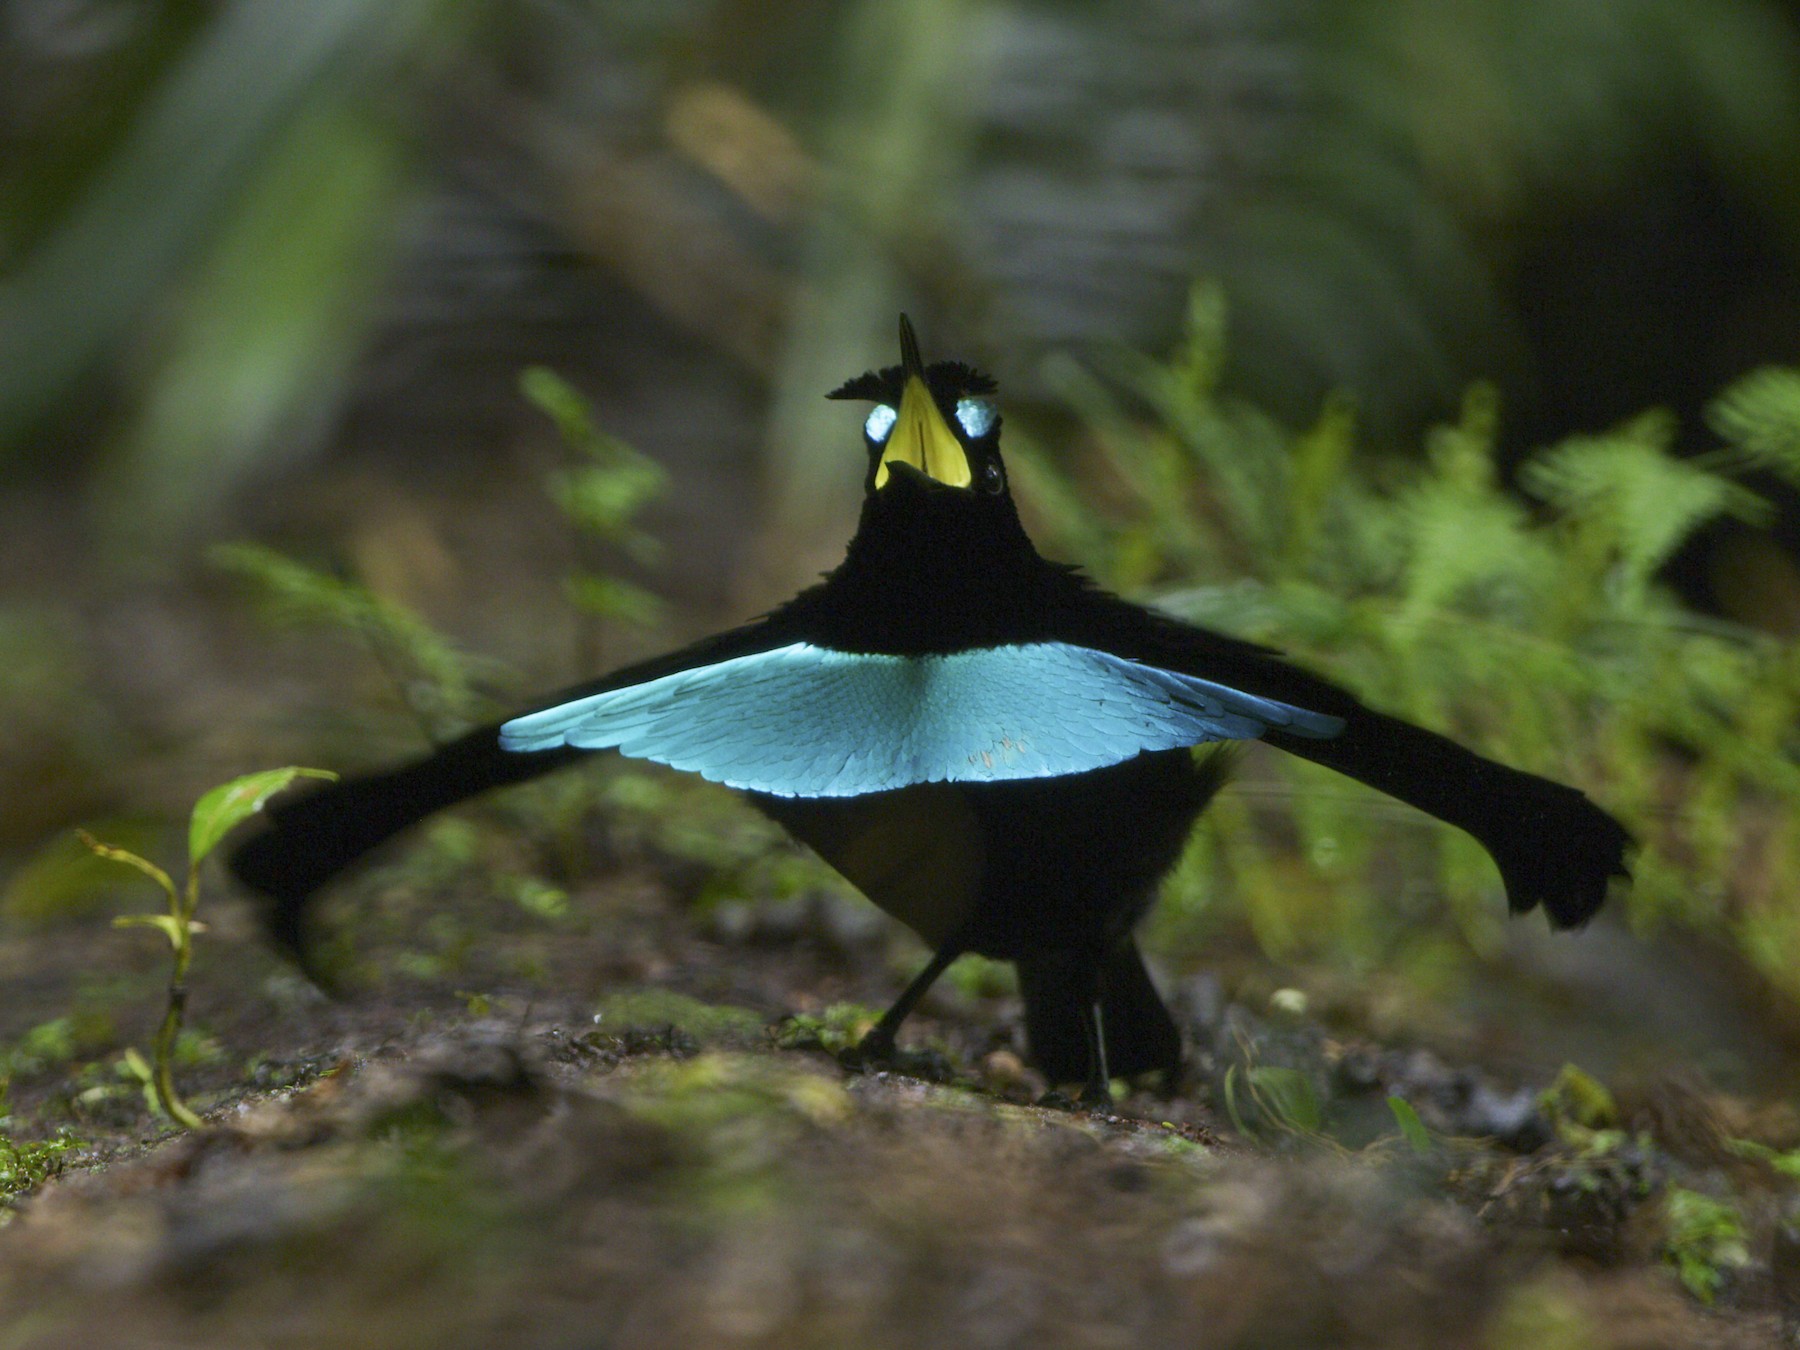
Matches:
[1521,415,1767,588]
[1708,366,1800,486]
[1393,389,1553,623]
[210,541,495,737]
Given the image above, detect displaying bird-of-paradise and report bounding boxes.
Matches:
[230,317,1631,1100]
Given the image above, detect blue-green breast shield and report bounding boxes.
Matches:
[499,642,1344,798]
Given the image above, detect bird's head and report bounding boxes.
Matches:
[827,315,1006,500]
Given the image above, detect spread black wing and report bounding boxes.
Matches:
[1045,583,1631,928]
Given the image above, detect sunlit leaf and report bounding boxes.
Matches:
[188,767,337,865]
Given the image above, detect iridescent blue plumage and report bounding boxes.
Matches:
[498,641,1343,797]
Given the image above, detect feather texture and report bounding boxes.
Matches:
[498,640,1342,796]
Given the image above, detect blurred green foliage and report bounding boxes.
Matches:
[1222,1062,1326,1142]
[773,1005,880,1056]
[0,1017,110,1085]
[1662,1185,1750,1303]
[99,99,409,553]
[211,541,497,740]
[1539,1064,1620,1138]
[1012,285,1800,1000]
[1386,1096,1431,1155]
[523,366,669,634]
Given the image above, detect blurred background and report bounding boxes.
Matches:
[7,0,1800,1117]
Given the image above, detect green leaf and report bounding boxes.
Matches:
[76,832,179,908]
[116,1047,162,1118]
[1387,1095,1432,1154]
[548,461,667,542]
[1247,1066,1323,1134]
[111,914,187,950]
[188,766,337,865]
[1724,1136,1800,1178]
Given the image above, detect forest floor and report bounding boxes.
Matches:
[1,821,1797,1350]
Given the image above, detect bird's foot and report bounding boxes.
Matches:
[839,1034,954,1083]
[1035,1085,1117,1114]
[1078,1082,1117,1113]
[838,1030,898,1072]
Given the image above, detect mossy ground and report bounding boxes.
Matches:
[0,837,1796,1349]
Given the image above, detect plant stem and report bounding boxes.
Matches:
[151,868,203,1129]
[151,981,201,1129]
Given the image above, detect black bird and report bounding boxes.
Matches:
[229,317,1631,1100]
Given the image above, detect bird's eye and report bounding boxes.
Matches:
[980,461,1004,493]
[865,404,898,443]
[955,397,997,439]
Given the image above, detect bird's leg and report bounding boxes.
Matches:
[1077,997,1113,1110]
[845,940,964,1067]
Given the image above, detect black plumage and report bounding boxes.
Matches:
[230,317,1631,1099]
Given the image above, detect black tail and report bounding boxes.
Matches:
[1018,940,1183,1086]
[227,723,586,967]
[1268,709,1630,928]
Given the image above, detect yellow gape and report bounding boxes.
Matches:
[875,318,973,490]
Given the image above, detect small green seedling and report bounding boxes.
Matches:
[80,766,336,1128]
[1387,1095,1433,1154]
[522,366,668,640]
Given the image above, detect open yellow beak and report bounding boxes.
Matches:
[874,316,973,490]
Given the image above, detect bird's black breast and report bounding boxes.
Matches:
[752,748,1228,961]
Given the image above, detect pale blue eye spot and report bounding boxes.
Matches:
[955,398,996,439]
[865,404,898,443]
